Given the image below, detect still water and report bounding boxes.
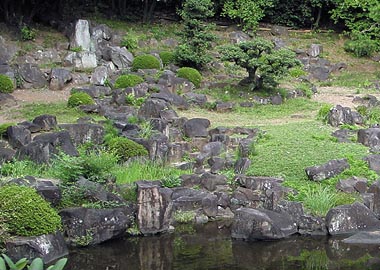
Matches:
[66,221,380,270]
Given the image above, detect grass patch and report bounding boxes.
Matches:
[10,102,105,123]
[112,160,191,184]
[330,71,378,89]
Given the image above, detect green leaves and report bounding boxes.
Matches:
[0,255,67,270]
[0,255,27,270]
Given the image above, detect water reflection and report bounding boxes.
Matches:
[66,222,380,270]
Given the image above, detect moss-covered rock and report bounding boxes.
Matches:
[132,54,161,71]
[0,185,62,237]
[107,137,148,162]
[67,92,95,107]
[177,67,202,88]
[159,51,175,66]
[114,74,144,89]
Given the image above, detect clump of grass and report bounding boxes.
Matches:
[317,104,332,123]
[174,210,196,224]
[112,160,190,184]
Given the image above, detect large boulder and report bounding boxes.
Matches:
[305,159,349,181]
[7,125,31,149]
[60,206,135,246]
[70,19,92,51]
[363,154,380,173]
[5,232,68,264]
[32,114,57,131]
[325,202,380,235]
[49,68,72,91]
[18,63,47,89]
[64,51,97,69]
[231,208,297,240]
[103,46,133,69]
[358,128,380,151]
[33,131,78,156]
[0,147,16,164]
[328,105,363,127]
[138,98,171,119]
[136,181,173,235]
[336,177,367,194]
[90,66,108,86]
[200,172,227,192]
[0,36,18,64]
[59,123,104,146]
[183,118,210,138]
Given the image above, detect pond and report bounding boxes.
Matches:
[66,221,380,270]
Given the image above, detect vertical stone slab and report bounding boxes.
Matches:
[136,180,173,235]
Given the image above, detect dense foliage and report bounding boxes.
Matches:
[67,92,95,107]
[159,51,175,66]
[106,137,148,162]
[174,0,216,69]
[132,54,161,71]
[219,38,301,90]
[0,75,14,94]
[177,67,202,88]
[114,74,144,88]
[0,185,62,237]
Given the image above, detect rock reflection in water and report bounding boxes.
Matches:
[66,222,380,270]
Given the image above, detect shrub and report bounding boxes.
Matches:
[121,33,138,51]
[81,149,118,183]
[177,67,202,88]
[114,74,144,89]
[20,26,36,41]
[0,185,62,236]
[317,104,332,123]
[344,36,378,57]
[0,74,14,93]
[159,51,175,66]
[107,137,148,162]
[50,152,84,183]
[67,92,95,107]
[161,175,182,188]
[132,54,161,71]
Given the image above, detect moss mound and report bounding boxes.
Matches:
[0,74,14,93]
[67,92,95,107]
[159,51,175,66]
[107,137,148,161]
[114,74,144,89]
[132,54,161,71]
[177,67,202,88]
[0,185,62,236]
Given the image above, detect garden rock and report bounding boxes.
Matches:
[201,141,224,157]
[342,231,380,244]
[90,66,108,86]
[77,85,112,98]
[328,105,363,127]
[305,159,349,182]
[231,187,261,209]
[364,154,380,173]
[136,180,173,235]
[298,215,328,235]
[229,31,250,44]
[231,208,297,240]
[332,129,357,143]
[17,141,54,163]
[70,19,92,51]
[0,36,18,64]
[49,68,72,91]
[64,51,97,69]
[180,174,201,187]
[308,44,323,57]
[271,25,289,36]
[7,125,31,148]
[144,133,169,162]
[172,187,207,211]
[202,193,218,217]
[308,65,330,81]
[183,118,210,138]
[33,131,78,157]
[183,92,207,107]
[103,46,133,69]
[358,128,380,152]
[215,101,234,112]
[138,98,171,119]
[208,157,226,173]
[200,172,227,191]
[168,142,190,163]
[60,206,135,246]
[271,94,283,105]
[238,138,254,158]
[237,175,284,191]
[32,114,57,131]
[325,202,380,235]
[34,49,61,64]
[336,177,367,193]
[234,158,251,174]
[77,178,123,203]
[59,123,104,146]
[18,63,47,89]
[5,232,68,264]
[0,147,15,164]
[367,181,380,217]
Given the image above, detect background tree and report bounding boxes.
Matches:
[219,38,301,90]
[174,0,216,69]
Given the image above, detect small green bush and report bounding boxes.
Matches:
[81,149,118,183]
[0,74,14,93]
[317,104,332,123]
[177,67,202,88]
[121,33,138,51]
[114,74,144,89]
[0,185,62,236]
[20,26,36,41]
[67,92,95,107]
[344,37,378,57]
[107,137,148,162]
[159,51,175,66]
[132,54,161,71]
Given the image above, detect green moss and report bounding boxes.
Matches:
[159,51,175,66]
[177,67,202,88]
[132,54,161,71]
[107,137,148,162]
[114,74,144,89]
[67,92,95,107]
[0,123,14,137]
[0,74,14,93]
[0,185,62,236]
